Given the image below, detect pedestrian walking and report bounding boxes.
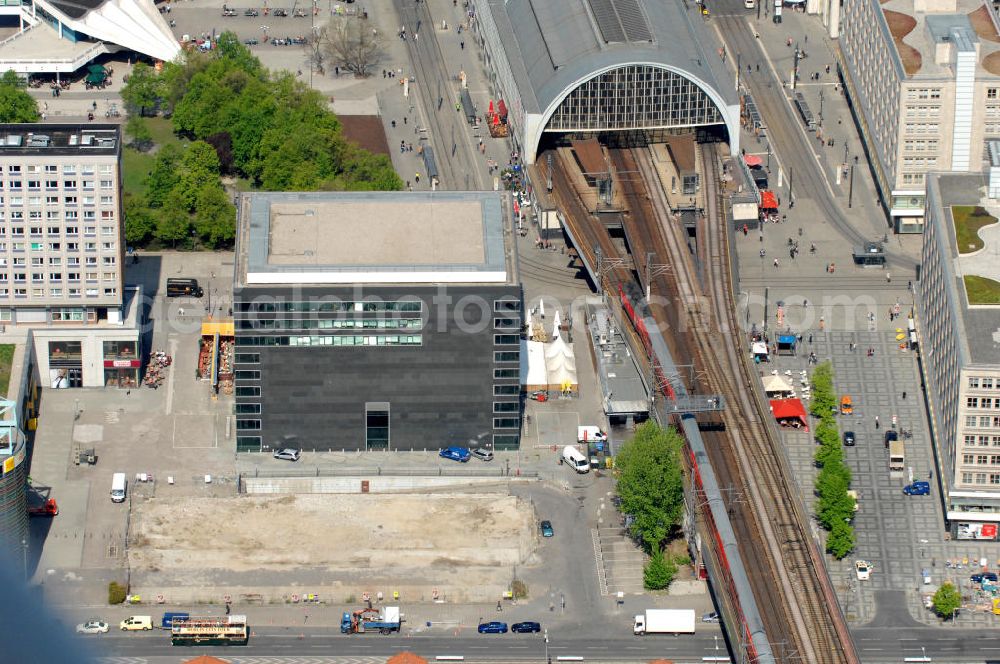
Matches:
[808,334,813,343]
[929,470,933,480]
[415,173,420,183]
[875,416,880,429]
[743,224,748,236]
[497,600,502,612]
[850,342,856,352]
[902,391,907,399]
[460,40,464,49]
[886,272,892,283]
[760,248,766,258]
[773,258,779,268]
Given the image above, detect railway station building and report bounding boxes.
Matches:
[470,0,740,165]
[232,191,523,453]
[919,172,1000,538]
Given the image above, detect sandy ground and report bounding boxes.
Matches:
[130,493,535,573]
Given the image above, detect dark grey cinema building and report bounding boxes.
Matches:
[233,191,523,453]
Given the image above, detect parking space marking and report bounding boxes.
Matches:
[534,410,581,447]
[165,335,177,415]
[171,415,220,449]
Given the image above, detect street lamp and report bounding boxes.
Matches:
[544,628,550,664]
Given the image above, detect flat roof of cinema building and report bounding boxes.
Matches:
[235,191,520,287]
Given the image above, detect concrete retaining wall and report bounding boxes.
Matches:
[241,475,511,494]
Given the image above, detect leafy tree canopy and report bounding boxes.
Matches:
[615,422,685,552]
[0,70,39,123]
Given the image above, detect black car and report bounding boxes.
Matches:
[511,621,541,633]
[243,8,259,16]
[843,431,855,446]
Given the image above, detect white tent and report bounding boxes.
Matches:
[552,309,562,340]
[544,336,578,393]
[762,374,794,398]
[521,339,548,391]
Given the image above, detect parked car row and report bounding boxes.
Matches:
[478,621,541,634]
[439,446,493,462]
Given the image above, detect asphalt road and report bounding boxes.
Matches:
[90,630,732,661]
[82,626,1000,662]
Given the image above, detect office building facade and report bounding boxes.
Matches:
[840,0,1000,232]
[233,191,523,452]
[919,173,1000,537]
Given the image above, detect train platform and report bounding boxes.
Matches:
[585,302,649,419]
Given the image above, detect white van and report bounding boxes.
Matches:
[562,445,590,473]
[111,472,127,503]
[119,616,152,631]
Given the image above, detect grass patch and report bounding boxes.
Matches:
[0,344,13,398]
[145,117,184,148]
[122,148,155,198]
[965,275,1000,305]
[952,206,997,254]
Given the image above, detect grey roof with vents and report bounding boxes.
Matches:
[0,124,119,156]
[479,0,735,119]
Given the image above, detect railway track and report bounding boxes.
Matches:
[547,142,857,662]
[627,143,857,663]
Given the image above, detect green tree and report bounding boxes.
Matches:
[825,520,855,559]
[145,144,182,208]
[0,70,39,123]
[154,191,191,247]
[123,194,156,246]
[615,422,685,552]
[176,140,221,210]
[643,547,677,590]
[193,183,236,247]
[120,62,163,116]
[931,582,962,619]
[125,116,153,151]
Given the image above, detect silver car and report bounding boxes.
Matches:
[471,448,494,462]
[76,620,109,634]
[273,448,301,462]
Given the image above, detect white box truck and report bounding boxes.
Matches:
[633,609,696,635]
[577,425,607,443]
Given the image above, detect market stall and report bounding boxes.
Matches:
[199,318,235,396]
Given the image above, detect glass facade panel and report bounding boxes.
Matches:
[546,65,724,132]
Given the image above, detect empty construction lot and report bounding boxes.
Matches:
[128,493,538,603]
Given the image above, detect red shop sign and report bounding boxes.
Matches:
[104,360,140,368]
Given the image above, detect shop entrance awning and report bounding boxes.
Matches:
[201,318,234,336]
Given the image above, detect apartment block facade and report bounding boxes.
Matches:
[841,0,1000,232]
[0,124,140,388]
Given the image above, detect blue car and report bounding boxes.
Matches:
[903,481,930,496]
[478,621,508,634]
[439,446,471,462]
[972,572,999,584]
[540,520,554,537]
